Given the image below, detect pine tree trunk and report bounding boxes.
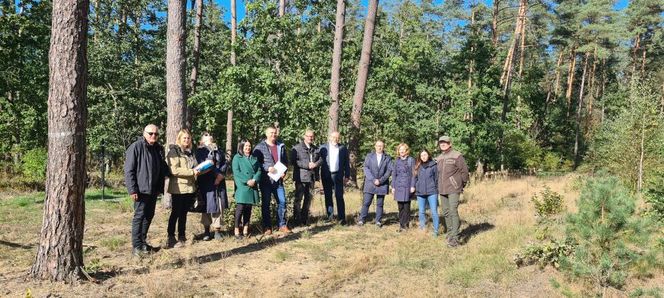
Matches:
[637,114,645,192]
[491,0,500,47]
[189,0,203,96]
[553,50,563,97]
[328,0,345,135]
[517,8,527,78]
[588,50,597,117]
[30,0,89,282]
[226,0,237,159]
[166,0,188,143]
[574,52,589,168]
[566,47,577,115]
[348,0,379,186]
[631,34,640,77]
[279,0,286,17]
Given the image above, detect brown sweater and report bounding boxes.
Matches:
[435,149,469,195]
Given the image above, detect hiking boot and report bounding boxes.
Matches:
[132,247,146,258]
[142,244,156,254]
[447,238,459,248]
[278,226,292,234]
[214,231,223,240]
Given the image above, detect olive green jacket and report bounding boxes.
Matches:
[167,145,198,194]
[232,153,262,205]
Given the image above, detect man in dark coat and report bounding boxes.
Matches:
[253,126,290,235]
[435,135,470,247]
[358,140,392,227]
[319,131,350,224]
[124,124,169,257]
[290,129,321,226]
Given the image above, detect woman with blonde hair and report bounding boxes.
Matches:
[166,129,199,248]
[391,143,416,232]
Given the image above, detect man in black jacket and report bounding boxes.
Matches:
[290,129,321,226]
[124,124,169,257]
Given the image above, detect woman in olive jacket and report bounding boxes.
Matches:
[232,139,262,239]
[166,129,199,248]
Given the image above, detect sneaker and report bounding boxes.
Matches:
[173,240,186,248]
[396,228,403,233]
[142,244,156,253]
[214,231,223,240]
[234,234,243,241]
[132,247,145,258]
[263,229,273,236]
[202,234,211,241]
[375,222,383,228]
[278,226,292,234]
[357,221,365,226]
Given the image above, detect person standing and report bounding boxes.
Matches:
[358,140,392,227]
[414,149,439,237]
[195,133,227,241]
[392,143,416,232]
[290,129,321,226]
[435,136,469,247]
[124,124,170,257]
[166,129,199,248]
[319,131,351,225]
[253,126,290,235]
[232,139,262,239]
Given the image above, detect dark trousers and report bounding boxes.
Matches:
[322,172,345,222]
[359,193,385,223]
[293,181,314,225]
[167,193,194,238]
[131,194,157,249]
[235,203,253,228]
[397,201,411,229]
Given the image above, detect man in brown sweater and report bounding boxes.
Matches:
[435,136,469,247]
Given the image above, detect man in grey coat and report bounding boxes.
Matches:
[358,140,392,227]
[435,135,470,247]
[124,124,170,257]
[290,129,321,226]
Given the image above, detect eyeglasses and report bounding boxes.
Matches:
[145,132,159,136]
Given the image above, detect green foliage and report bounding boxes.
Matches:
[531,187,565,220]
[644,170,664,222]
[561,176,659,291]
[514,240,574,269]
[21,147,46,182]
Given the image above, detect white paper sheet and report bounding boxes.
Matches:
[268,161,287,182]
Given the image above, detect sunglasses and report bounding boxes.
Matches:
[145,132,159,136]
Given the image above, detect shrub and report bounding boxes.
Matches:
[644,170,664,223]
[531,187,565,220]
[561,176,658,291]
[514,240,574,269]
[21,147,47,182]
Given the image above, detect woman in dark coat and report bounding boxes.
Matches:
[195,133,228,241]
[414,149,439,236]
[358,140,392,227]
[391,143,416,232]
[232,139,262,239]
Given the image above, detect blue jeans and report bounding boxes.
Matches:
[417,194,439,235]
[260,180,287,229]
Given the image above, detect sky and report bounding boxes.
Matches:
[214,0,631,25]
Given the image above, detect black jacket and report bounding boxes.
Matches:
[290,142,321,183]
[124,137,169,195]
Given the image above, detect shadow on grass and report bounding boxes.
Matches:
[459,222,495,244]
[170,223,335,267]
[0,239,33,249]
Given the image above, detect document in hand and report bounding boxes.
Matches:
[268,161,287,182]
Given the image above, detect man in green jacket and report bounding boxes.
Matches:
[435,136,469,248]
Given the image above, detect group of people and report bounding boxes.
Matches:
[123,124,469,257]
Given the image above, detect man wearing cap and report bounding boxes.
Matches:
[435,135,469,247]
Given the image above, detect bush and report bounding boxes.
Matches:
[561,176,658,291]
[644,170,664,223]
[514,240,574,269]
[21,148,47,182]
[531,187,565,220]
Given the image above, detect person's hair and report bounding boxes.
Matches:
[414,149,432,175]
[175,129,192,149]
[304,129,314,136]
[199,131,214,146]
[395,143,410,157]
[237,139,252,156]
[265,126,277,133]
[375,139,384,146]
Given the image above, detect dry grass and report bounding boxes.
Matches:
[0,174,661,297]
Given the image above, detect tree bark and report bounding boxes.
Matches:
[499,0,526,93]
[166,0,188,143]
[225,0,238,159]
[637,113,645,192]
[565,47,577,115]
[517,9,526,78]
[574,52,589,168]
[279,0,286,17]
[491,0,500,47]
[30,0,89,282]
[348,0,379,186]
[328,0,345,135]
[189,0,203,96]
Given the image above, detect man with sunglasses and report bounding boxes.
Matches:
[124,124,170,257]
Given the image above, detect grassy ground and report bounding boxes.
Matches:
[0,175,661,297]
